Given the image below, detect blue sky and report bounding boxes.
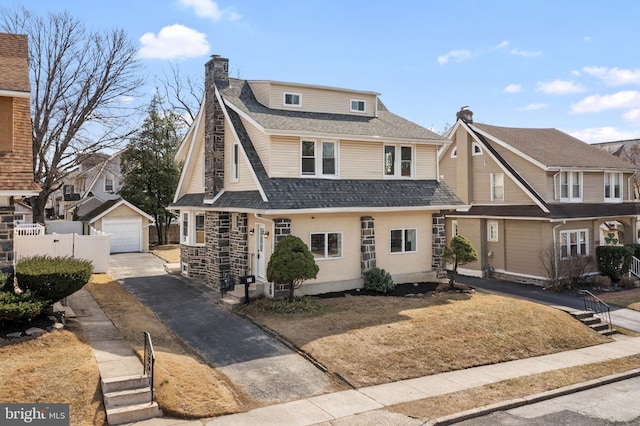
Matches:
[5,0,640,142]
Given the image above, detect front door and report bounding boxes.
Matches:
[255,224,266,279]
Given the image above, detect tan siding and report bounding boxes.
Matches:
[455,218,483,270]
[439,144,458,193]
[240,116,270,174]
[505,221,544,277]
[471,152,534,205]
[489,142,548,198]
[247,81,270,107]
[186,139,204,193]
[270,136,301,177]
[269,83,377,116]
[583,172,602,203]
[340,140,381,179]
[108,204,140,218]
[224,126,258,191]
[486,219,506,271]
[416,144,438,179]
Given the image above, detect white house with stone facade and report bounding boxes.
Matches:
[171,55,464,296]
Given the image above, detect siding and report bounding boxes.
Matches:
[583,172,602,203]
[224,125,258,191]
[270,135,301,177]
[471,152,534,205]
[454,218,483,270]
[416,144,438,180]
[504,220,544,277]
[268,82,377,116]
[439,144,458,193]
[340,140,381,179]
[241,116,270,174]
[247,81,270,107]
[186,137,204,193]
[488,141,547,198]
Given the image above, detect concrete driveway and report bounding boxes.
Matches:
[108,252,340,405]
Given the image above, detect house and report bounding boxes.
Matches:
[592,138,640,200]
[171,55,464,295]
[13,200,33,224]
[0,33,40,271]
[439,108,639,283]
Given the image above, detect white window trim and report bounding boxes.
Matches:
[559,171,583,202]
[104,175,114,193]
[451,147,457,158]
[390,228,418,254]
[181,211,206,246]
[604,172,622,202]
[283,92,302,107]
[452,220,458,236]
[383,144,415,178]
[472,142,483,156]
[310,231,343,260]
[350,99,366,113]
[231,143,239,182]
[490,172,504,201]
[559,229,589,259]
[487,220,499,242]
[300,139,339,178]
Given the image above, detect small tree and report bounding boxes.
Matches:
[441,235,478,288]
[267,235,319,302]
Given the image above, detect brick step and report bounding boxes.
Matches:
[101,374,149,394]
[106,401,162,425]
[104,387,152,408]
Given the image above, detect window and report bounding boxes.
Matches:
[390,228,417,253]
[384,145,413,177]
[604,172,622,201]
[182,211,205,245]
[310,232,342,259]
[231,143,239,181]
[301,140,337,177]
[195,213,205,244]
[452,220,458,236]
[560,230,588,258]
[490,173,504,201]
[472,142,483,155]
[487,221,498,242]
[350,99,366,112]
[560,171,582,201]
[182,212,189,243]
[104,176,114,192]
[283,92,301,106]
[451,147,457,158]
[64,185,74,195]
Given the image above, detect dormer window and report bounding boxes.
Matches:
[284,92,301,107]
[350,99,366,113]
[104,175,114,193]
[301,139,337,177]
[384,145,413,178]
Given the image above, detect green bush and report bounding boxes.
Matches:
[267,235,319,302]
[15,256,93,303]
[596,245,634,282]
[0,271,11,292]
[625,243,640,259]
[0,290,46,321]
[363,267,395,293]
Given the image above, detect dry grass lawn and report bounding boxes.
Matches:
[241,292,608,387]
[152,244,181,263]
[0,322,106,426]
[598,288,640,312]
[86,274,247,418]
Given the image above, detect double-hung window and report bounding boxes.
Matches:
[301,140,337,177]
[182,211,205,245]
[487,221,499,242]
[390,228,417,253]
[182,212,189,244]
[195,213,205,244]
[490,173,504,201]
[104,176,114,192]
[560,171,582,201]
[604,172,622,202]
[384,145,413,177]
[310,232,342,259]
[560,229,588,258]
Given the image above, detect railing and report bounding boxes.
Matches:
[631,256,640,279]
[143,331,156,402]
[14,223,45,236]
[581,290,612,333]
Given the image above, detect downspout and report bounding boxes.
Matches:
[552,223,563,282]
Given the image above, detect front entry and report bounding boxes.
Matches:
[255,223,266,279]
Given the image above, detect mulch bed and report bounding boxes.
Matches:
[317,281,474,298]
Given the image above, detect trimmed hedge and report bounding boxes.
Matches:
[16,256,93,303]
[595,245,634,281]
[625,243,640,259]
[0,290,46,321]
[363,267,395,293]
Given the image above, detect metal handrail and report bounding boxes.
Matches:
[580,290,612,333]
[143,331,155,402]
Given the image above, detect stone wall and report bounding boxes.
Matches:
[273,218,291,244]
[204,55,228,200]
[230,213,249,280]
[205,211,230,289]
[0,206,15,271]
[432,213,446,274]
[360,216,376,273]
[180,244,208,279]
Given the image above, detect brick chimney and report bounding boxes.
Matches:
[204,55,229,199]
[456,106,473,124]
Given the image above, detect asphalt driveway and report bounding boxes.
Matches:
[108,253,340,404]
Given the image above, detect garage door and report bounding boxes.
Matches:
[102,217,142,253]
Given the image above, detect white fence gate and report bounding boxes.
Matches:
[14,231,110,273]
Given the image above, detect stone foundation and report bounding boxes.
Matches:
[0,206,15,272]
[230,213,249,280]
[431,213,446,273]
[180,245,208,280]
[360,216,376,273]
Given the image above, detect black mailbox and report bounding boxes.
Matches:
[240,275,256,284]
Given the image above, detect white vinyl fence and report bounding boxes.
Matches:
[14,228,110,273]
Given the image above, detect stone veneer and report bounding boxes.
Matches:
[230,213,249,279]
[180,245,208,280]
[0,206,15,271]
[432,213,446,274]
[204,55,228,200]
[273,218,291,244]
[205,211,230,289]
[360,216,376,273]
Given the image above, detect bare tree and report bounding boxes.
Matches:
[158,63,203,129]
[1,6,144,223]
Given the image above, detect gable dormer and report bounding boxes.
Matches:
[247,80,379,117]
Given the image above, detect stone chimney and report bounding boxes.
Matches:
[204,55,229,199]
[456,106,473,124]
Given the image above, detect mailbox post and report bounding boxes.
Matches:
[239,275,256,304]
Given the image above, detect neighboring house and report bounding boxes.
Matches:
[439,108,638,283]
[171,55,463,295]
[13,200,33,224]
[592,138,640,200]
[78,198,154,253]
[0,33,41,271]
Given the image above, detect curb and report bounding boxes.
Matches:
[426,368,640,425]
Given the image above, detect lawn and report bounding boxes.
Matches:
[598,288,640,312]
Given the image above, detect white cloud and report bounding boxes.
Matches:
[571,70,581,76]
[583,36,592,43]
[570,127,639,143]
[623,108,640,122]
[179,0,241,22]
[536,80,585,95]
[517,103,548,111]
[119,96,135,104]
[139,24,209,59]
[571,90,640,113]
[437,50,472,64]
[510,48,542,57]
[504,84,522,94]
[494,40,509,49]
[583,66,640,86]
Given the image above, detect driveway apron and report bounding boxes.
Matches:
[108,253,338,404]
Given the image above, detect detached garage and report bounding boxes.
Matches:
[80,198,154,253]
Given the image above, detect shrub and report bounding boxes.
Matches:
[15,256,93,304]
[0,290,46,321]
[363,267,395,293]
[590,274,612,290]
[0,271,11,292]
[619,275,638,289]
[596,246,634,281]
[266,236,319,302]
[625,243,640,259]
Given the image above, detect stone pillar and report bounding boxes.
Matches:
[205,211,230,289]
[0,206,15,272]
[204,55,229,200]
[230,213,249,279]
[432,213,447,272]
[273,218,291,244]
[360,216,376,273]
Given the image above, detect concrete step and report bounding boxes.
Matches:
[104,387,152,408]
[590,322,611,332]
[101,374,149,394]
[570,310,595,320]
[106,401,162,425]
[225,282,265,303]
[220,297,243,311]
